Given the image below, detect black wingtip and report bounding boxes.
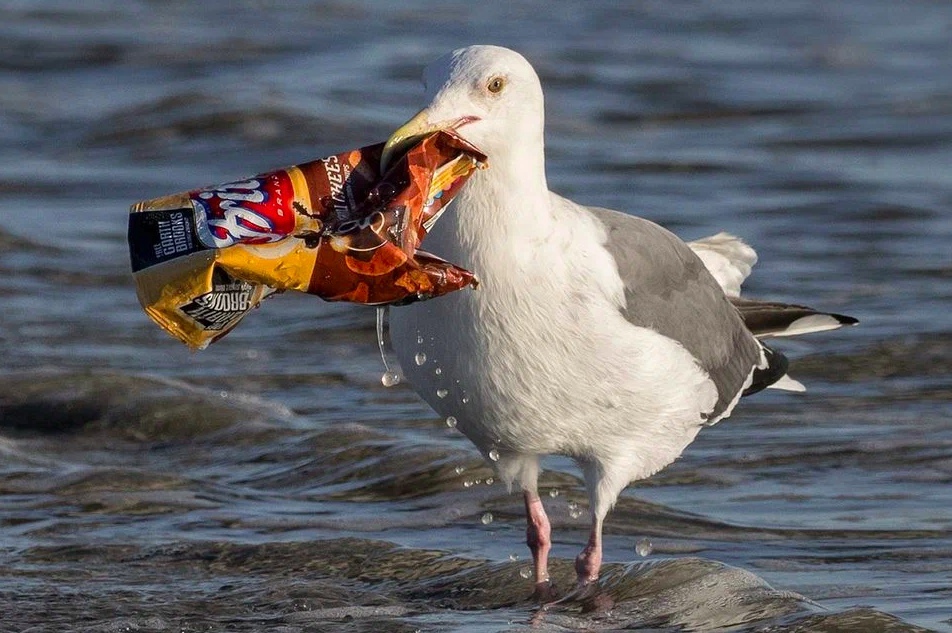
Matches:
[743,345,790,397]
[831,313,859,326]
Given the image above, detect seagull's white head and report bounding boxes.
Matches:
[382,45,545,173]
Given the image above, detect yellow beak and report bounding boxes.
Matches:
[380,108,445,173]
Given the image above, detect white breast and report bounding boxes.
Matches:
[390,188,717,484]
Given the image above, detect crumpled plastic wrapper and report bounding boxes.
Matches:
[128,131,485,349]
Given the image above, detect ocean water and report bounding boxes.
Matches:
[0,1,950,631]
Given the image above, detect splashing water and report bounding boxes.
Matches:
[548,489,560,498]
[376,307,400,387]
[519,567,532,579]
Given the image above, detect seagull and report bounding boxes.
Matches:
[380,45,856,598]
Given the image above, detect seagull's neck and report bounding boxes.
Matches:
[432,136,554,269]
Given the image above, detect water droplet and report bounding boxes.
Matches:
[480,512,493,525]
[508,553,519,561]
[436,388,448,398]
[488,448,500,462]
[219,390,228,399]
[461,395,470,404]
[463,480,474,488]
[376,307,400,387]
[636,538,653,557]
[416,335,424,345]
[445,416,457,428]
[568,501,582,519]
[434,367,442,376]
[548,489,560,498]
[485,477,494,485]
[519,567,532,579]
[414,352,427,366]
[474,479,482,485]
[454,465,465,475]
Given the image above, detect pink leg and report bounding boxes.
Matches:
[574,516,603,585]
[523,490,554,597]
[537,515,609,612]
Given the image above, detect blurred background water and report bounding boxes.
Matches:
[0,1,950,631]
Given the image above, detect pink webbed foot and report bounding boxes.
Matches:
[574,539,602,585]
[530,580,558,603]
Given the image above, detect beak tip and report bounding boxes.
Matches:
[381,108,434,172]
[380,137,410,174]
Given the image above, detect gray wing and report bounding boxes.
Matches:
[588,206,762,421]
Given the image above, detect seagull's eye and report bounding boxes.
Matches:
[486,76,506,94]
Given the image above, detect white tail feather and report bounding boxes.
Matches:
[689,232,757,297]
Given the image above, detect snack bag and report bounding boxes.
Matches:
[128,131,485,349]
